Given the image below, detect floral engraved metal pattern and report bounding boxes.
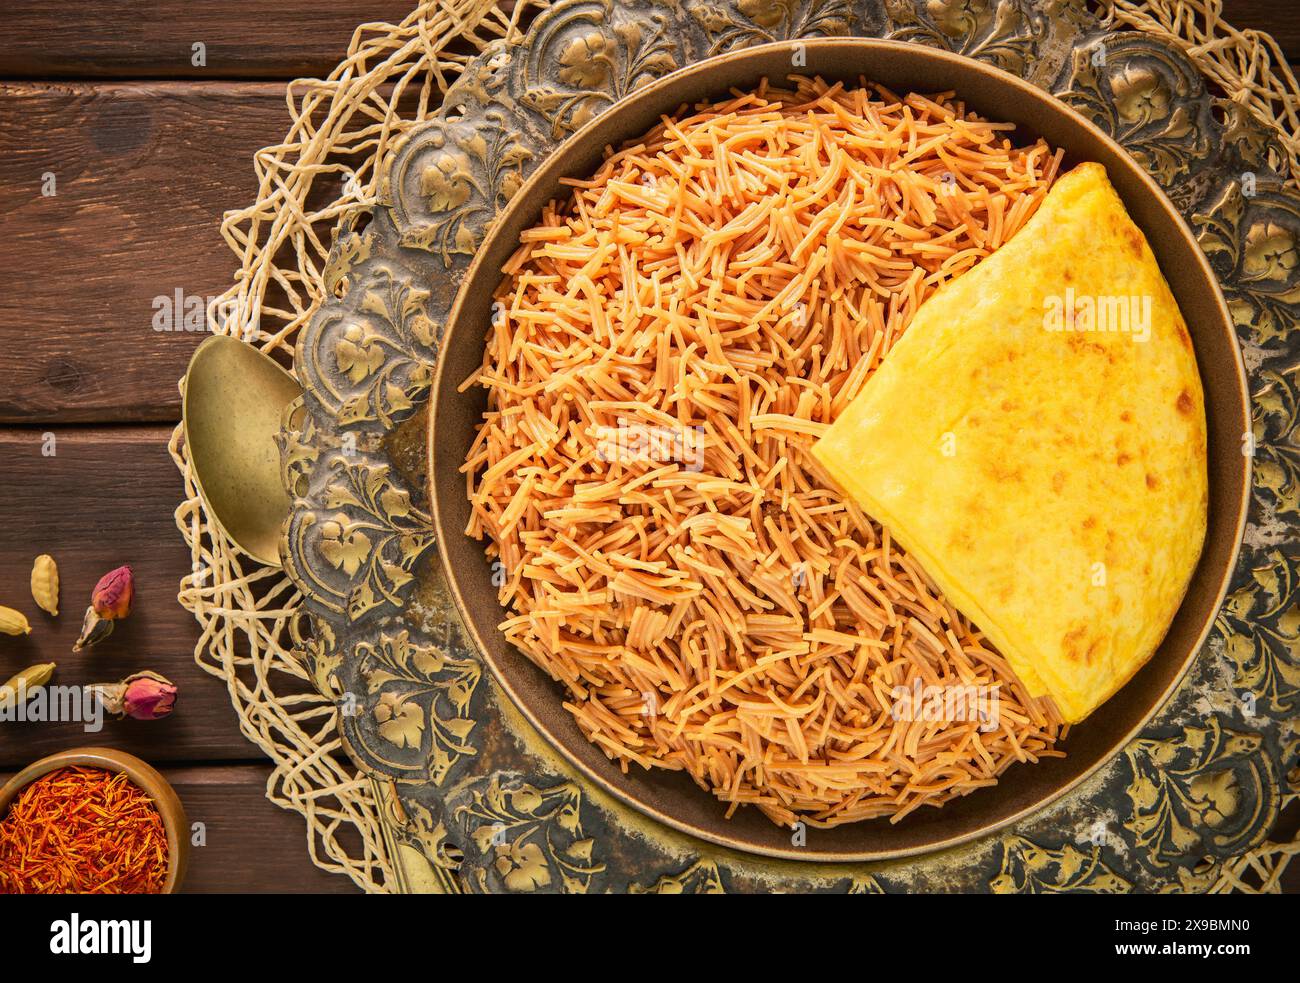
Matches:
[388,791,462,878]
[301,220,440,429]
[989,837,1131,894]
[885,0,1048,76]
[289,608,343,702]
[386,113,535,265]
[1217,548,1300,716]
[285,452,436,621]
[450,774,606,893]
[279,0,1300,892]
[1195,181,1300,348]
[1216,99,1288,183]
[688,0,860,56]
[846,874,888,894]
[629,859,728,894]
[522,2,681,138]
[1123,718,1283,868]
[353,629,481,781]
[1056,33,1214,192]
[1249,369,1300,520]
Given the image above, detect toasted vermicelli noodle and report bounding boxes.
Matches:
[463,77,1067,828]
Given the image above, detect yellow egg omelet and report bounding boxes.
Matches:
[812,163,1207,723]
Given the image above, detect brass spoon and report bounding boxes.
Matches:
[182,335,302,569]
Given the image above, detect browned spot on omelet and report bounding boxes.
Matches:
[1120,410,1132,422]
[1174,319,1193,353]
[1146,472,1159,490]
[1062,625,1089,663]
[1176,389,1193,415]
[986,460,1022,482]
[1105,531,1120,566]
[1126,228,1144,256]
[1117,452,1132,466]
[1082,515,1097,529]
[1052,471,1066,493]
[1066,333,1112,360]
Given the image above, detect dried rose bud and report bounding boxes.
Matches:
[74,565,134,652]
[86,671,177,721]
[92,565,134,620]
[123,672,177,720]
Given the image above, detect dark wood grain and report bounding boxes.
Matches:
[0,82,293,423]
[0,1,1290,81]
[0,7,1293,425]
[0,1,419,80]
[0,763,363,893]
[165,764,364,893]
[0,426,291,766]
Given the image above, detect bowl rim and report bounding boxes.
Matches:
[0,747,190,893]
[431,37,1252,861]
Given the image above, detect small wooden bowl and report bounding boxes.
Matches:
[0,747,189,893]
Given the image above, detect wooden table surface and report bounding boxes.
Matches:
[0,1,1295,894]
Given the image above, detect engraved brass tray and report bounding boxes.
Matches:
[279,0,1300,893]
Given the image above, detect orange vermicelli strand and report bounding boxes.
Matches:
[464,77,1066,828]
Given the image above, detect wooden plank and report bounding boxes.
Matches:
[0,1,418,80]
[0,763,363,893]
[1,9,1290,425]
[168,764,365,893]
[0,1,1281,81]
[0,426,288,765]
[0,82,289,423]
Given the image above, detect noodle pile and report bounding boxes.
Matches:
[463,77,1066,828]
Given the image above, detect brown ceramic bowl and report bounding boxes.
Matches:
[0,747,190,892]
[431,39,1250,861]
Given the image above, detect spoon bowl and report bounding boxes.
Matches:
[182,334,301,568]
